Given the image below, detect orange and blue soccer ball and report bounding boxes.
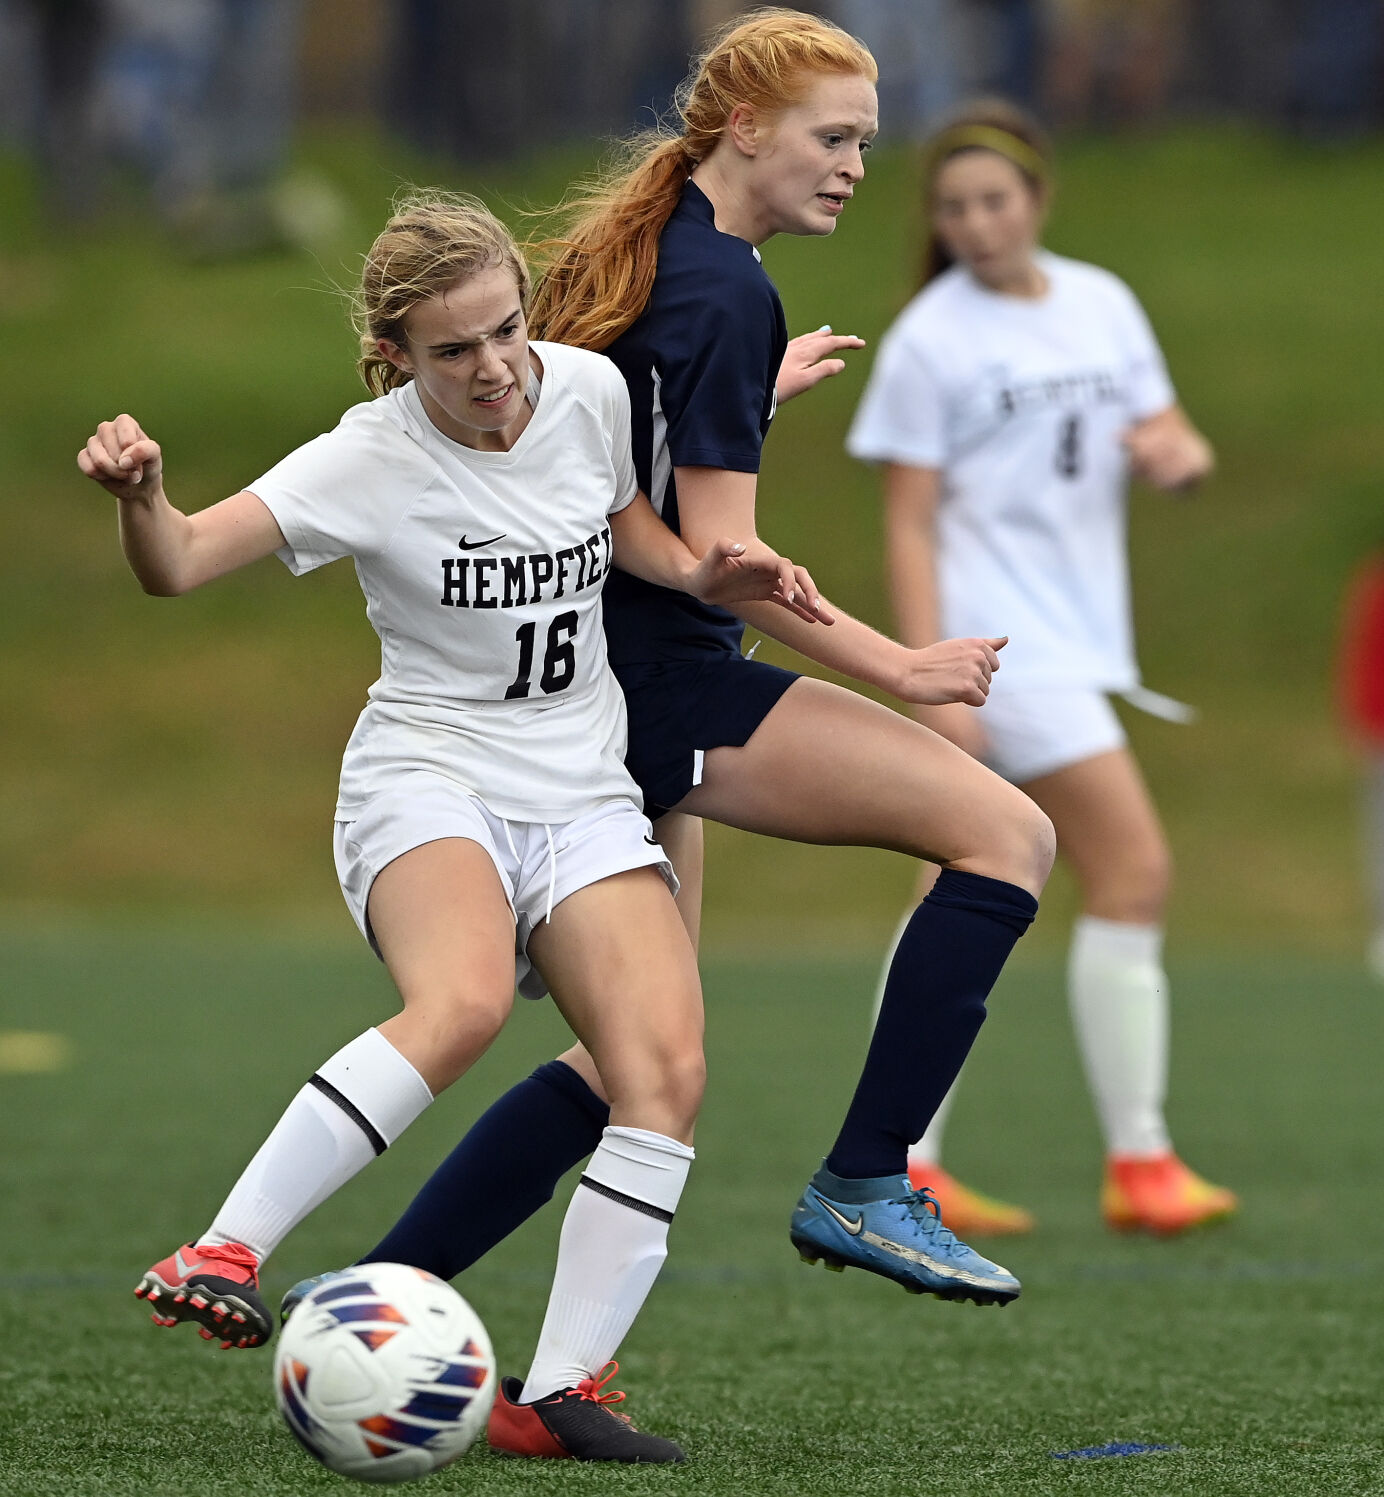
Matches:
[274,1262,496,1484]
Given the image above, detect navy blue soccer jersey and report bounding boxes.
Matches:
[602,181,788,663]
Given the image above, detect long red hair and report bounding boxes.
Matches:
[527,7,876,351]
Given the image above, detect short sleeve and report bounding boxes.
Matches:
[1111,280,1176,421]
[846,323,948,469]
[659,271,781,474]
[247,411,434,575]
[602,362,640,515]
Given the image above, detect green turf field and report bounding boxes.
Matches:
[2,924,1381,1495]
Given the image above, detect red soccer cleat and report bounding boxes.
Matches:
[134,1241,272,1348]
[906,1160,1036,1236]
[1102,1153,1238,1235]
[487,1362,684,1463]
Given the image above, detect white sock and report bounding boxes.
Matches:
[1068,916,1171,1158]
[873,908,959,1165]
[521,1125,694,1403]
[202,1028,433,1263]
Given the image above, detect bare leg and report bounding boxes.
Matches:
[354,682,1052,1278]
[677,679,1051,1179]
[515,866,705,1407]
[1021,749,1172,1157]
[556,811,705,1101]
[368,838,521,1093]
[529,866,705,1143]
[1022,748,1170,923]
[678,679,1052,891]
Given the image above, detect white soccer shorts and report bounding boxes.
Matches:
[333,771,676,999]
[978,687,1128,786]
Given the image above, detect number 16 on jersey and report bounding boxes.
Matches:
[505,611,579,699]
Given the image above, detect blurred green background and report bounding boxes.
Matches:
[3,124,1380,957]
[5,16,1384,1489]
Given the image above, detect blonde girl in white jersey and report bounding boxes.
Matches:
[78,192,814,1464]
[848,100,1237,1236]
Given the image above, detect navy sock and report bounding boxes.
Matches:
[824,869,1037,1181]
[359,1060,609,1279]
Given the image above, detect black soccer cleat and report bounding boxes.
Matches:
[486,1362,685,1463]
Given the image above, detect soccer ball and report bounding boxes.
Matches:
[274,1262,496,1484]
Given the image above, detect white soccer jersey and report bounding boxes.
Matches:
[846,252,1176,693]
[249,341,642,822]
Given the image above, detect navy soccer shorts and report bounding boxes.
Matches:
[614,654,800,819]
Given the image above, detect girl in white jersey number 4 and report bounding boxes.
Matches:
[78,193,817,1464]
[848,101,1237,1237]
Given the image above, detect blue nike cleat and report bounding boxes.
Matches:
[790,1165,1021,1306]
[279,1269,347,1326]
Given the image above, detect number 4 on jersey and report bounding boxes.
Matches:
[1056,413,1082,479]
[505,611,578,699]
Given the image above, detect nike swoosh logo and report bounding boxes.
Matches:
[818,1198,864,1235]
[457,533,507,550]
[174,1248,197,1278]
[859,1229,1014,1287]
[643,833,659,846]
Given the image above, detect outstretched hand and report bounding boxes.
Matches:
[688,538,835,625]
[775,326,866,403]
[77,414,163,503]
[893,636,1007,707]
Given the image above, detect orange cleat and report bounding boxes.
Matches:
[1102,1153,1238,1235]
[906,1160,1035,1236]
[134,1240,272,1348]
[487,1362,684,1463]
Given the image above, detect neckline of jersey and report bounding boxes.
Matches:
[678,179,764,263]
[403,353,547,465]
[961,248,1060,307]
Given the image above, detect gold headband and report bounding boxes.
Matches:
[925,124,1047,184]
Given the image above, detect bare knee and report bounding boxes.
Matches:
[954,793,1055,897]
[382,986,513,1094]
[1081,844,1172,924]
[606,1040,705,1144]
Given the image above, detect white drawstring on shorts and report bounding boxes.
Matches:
[1119,685,1198,725]
[499,815,558,927]
[542,824,557,926]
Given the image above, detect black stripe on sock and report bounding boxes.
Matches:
[309,1074,388,1156]
[577,1174,673,1224]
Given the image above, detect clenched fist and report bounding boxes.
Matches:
[891,635,1007,707]
[78,414,163,504]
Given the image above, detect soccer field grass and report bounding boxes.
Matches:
[2,925,1380,1495]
